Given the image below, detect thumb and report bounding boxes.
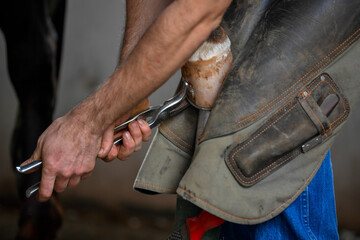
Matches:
[98,124,115,159]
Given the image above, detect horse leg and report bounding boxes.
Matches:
[0,1,65,239]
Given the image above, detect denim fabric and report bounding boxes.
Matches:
[219,151,339,240]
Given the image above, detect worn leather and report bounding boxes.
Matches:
[203,0,360,141]
[136,0,360,225]
[226,74,350,187]
[134,105,198,194]
[159,105,198,156]
[177,0,360,224]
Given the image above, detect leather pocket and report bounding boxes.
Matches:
[225,73,349,187]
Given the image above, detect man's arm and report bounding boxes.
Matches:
[119,0,173,64]
[24,0,232,201]
[92,0,231,123]
[99,0,173,162]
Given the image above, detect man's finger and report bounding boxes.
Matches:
[81,172,92,180]
[138,119,152,142]
[128,121,142,151]
[38,167,56,202]
[98,125,115,159]
[54,176,70,193]
[102,144,118,162]
[68,175,81,188]
[117,131,135,160]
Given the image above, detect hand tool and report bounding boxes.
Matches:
[16,80,189,198]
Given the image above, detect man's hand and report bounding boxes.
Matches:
[98,98,152,161]
[20,101,151,202]
[98,119,152,162]
[21,111,102,202]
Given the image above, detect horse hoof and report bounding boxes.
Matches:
[16,194,63,240]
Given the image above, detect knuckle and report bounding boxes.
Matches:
[74,169,83,176]
[122,149,133,158]
[145,126,152,133]
[107,153,116,162]
[42,164,56,176]
[143,124,151,131]
[125,139,135,149]
[118,156,128,161]
[103,138,113,147]
[134,144,142,152]
[54,187,64,193]
[132,129,142,138]
[61,170,72,179]
[130,121,139,129]
[143,134,151,142]
[117,152,128,161]
[103,157,112,163]
[87,161,96,172]
[68,179,79,188]
[81,173,90,180]
[82,164,95,174]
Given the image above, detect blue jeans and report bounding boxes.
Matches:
[219,151,339,239]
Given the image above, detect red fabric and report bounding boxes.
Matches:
[186,210,225,240]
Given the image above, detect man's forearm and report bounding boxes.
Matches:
[73,0,231,134]
[118,0,173,116]
[119,0,173,64]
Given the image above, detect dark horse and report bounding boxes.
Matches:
[0,0,66,239]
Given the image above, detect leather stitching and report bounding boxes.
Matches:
[226,102,299,182]
[175,22,360,226]
[161,122,193,149]
[177,158,322,222]
[231,151,299,184]
[235,27,360,127]
[198,130,209,142]
[159,123,193,154]
[306,77,348,128]
[228,77,349,184]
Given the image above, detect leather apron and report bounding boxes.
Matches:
[134,0,360,224]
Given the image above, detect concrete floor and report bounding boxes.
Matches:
[0,194,175,240]
[1,197,360,240]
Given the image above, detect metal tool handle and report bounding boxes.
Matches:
[17,79,189,198]
[16,131,128,197]
[16,160,43,198]
[113,79,189,145]
[25,182,41,198]
[16,160,43,173]
[113,107,155,134]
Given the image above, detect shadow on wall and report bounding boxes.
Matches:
[0,0,360,239]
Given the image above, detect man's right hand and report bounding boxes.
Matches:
[98,99,152,162]
[98,119,152,162]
